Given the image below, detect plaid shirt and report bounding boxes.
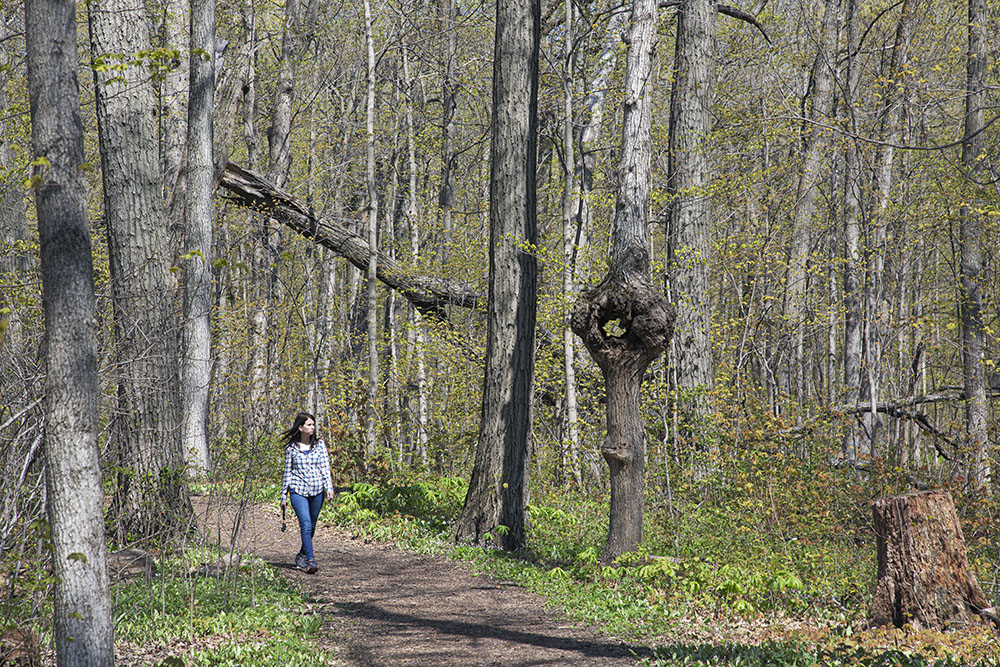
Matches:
[281,439,334,503]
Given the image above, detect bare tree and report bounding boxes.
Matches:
[26,0,113,659]
[573,0,674,562]
[454,0,540,551]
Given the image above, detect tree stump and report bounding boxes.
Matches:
[871,489,998,631]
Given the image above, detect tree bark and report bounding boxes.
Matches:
[453,0,539,552]
[666,0,715,450]
[180,0,216,476]
[89,0,190,542]
[871,490,998,630]
[573,0,674,563]
[25,0,114,659]
[402,35,430,464]
[364,0,379,458]
[560,0,581,487]
[959,0,989,494]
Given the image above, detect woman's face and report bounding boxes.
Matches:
[299,418,315,438]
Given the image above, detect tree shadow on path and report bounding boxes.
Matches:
[329,600,653,665]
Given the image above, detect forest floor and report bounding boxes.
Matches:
[196,498,651,666]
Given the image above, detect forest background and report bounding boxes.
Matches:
[2,0,1000,661]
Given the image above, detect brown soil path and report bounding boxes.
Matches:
[198,498,648,666]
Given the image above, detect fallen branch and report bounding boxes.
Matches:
[217,162,483,319]
[779,390,1000,462]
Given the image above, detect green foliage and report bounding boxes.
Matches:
[112,546,334,665]
[328,477,468,538]
[324,474,997,666]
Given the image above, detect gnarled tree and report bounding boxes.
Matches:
[572,0,674,563]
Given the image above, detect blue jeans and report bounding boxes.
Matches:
[289,490,325,561]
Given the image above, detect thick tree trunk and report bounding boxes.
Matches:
[89,0,190,542]
[453,0,539,552]
[181,0,216,476]
[573,0,674,563]
[872,490,998,630]
[161,0,189,204]
[25,0,114,660]
[666,0,715,449]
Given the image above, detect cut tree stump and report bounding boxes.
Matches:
[871,489,999,631]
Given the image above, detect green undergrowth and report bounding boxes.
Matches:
[113,545,332,666]
[323,474,999,666]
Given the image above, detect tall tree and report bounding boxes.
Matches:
[666,0,716,450]
[25,0,113,660]
[959,0,989,493]
[840,0,864,461]
[89,0,190,541]
[781,0,837,406]
[559,0,581,486]
[572,0,674,562]
[454,0,540,551]
[180,0,216,474]
[363,0,379,457]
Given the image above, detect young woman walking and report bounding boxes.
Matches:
[280,412,334,573]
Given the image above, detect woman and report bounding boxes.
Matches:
[280,412,334,573]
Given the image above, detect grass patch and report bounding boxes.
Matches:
[324,476,998,666]
[112,545,332,665]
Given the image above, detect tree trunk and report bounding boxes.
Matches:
[666,0,715,450]
[959,0,989,494]
[181,0,216,476]
[782,0,837,405]
[572,0,674,563]
[560,0,581,487]
[364,0,379,459]
[840,0,863,461]
[89,0,190,542]
[437,0,457,265]
[871,490,999,630]
[402,36,430,464]
[25,0,114,659]
[453,0,539,552]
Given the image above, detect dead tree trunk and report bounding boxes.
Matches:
[871,489,999,631]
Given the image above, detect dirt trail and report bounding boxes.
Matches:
[198,498,648,666]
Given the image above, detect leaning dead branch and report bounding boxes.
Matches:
[217,162,483,319]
